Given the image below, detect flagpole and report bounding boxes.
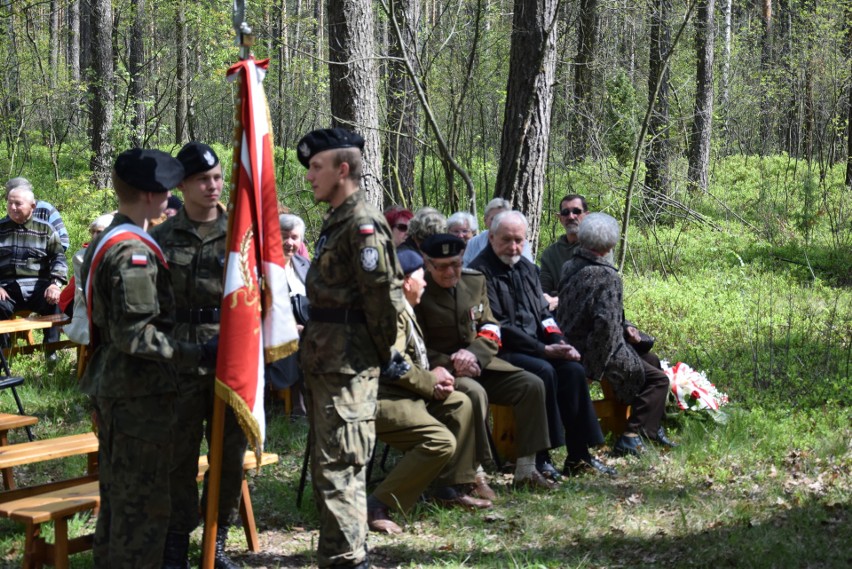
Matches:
[201,5,253,568]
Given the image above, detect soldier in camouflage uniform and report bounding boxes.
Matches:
[297,128,405,569]
[80,149,215,569]
[150,142,247,569]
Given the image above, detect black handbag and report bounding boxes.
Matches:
[632,330,655,354]
[291,294,310,326]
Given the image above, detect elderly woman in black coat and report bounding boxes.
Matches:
[556,213,676,456]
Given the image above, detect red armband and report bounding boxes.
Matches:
[541,317,562,335]
[476,323,502,348]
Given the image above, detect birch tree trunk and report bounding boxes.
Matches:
[175,1,188,144]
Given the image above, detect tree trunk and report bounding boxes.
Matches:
[69,0,81,83]
[718,0,731,150]
[175,1,188,144]
[327,0,384,206]
[687,0,714,193]
[79,0,91,78]
[644,0,672,206]
[494,0,559,254]
[760,0,773,154]
[383,0,420,206]
[572,0,599,161]
[88,0,113,189]
[49,0,59,89]
[128,0,146,147]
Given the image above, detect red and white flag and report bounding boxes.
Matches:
[218,57,298,455]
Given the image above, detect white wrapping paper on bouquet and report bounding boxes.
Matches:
[663,361,729,411]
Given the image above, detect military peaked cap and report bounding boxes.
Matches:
[420,234,466,259]
[115,148,185,193]
[296,128,365,168]
[176,142,220,178]
[398,249,424,276]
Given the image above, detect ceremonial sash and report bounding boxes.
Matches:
[85,224,168,347]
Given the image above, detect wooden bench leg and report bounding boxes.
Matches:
[22,522,43,569]
[52,517,69,569]
[1,430,15,490]
[238,478,259,552]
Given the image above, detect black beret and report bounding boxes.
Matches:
[114,148,185,193]
[398,249,424,276]
[176,142,220,178]
[296,128,365,168]
[166,195,183,210]
[420,234,466,259]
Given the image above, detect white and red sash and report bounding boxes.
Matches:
[85,224,168,345]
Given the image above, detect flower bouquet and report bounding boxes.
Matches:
[662,361,729,422]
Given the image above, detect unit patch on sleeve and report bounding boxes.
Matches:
[360,247,379,272]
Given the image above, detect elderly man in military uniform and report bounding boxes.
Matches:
[367,249,491,536]
[80,149,216,569]
[414,234,555,490]
[297,128,405,569]
[150,142,246,569]
[0,184,67,354]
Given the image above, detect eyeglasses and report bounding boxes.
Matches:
[559,207,584,216]
[394,223,409,232]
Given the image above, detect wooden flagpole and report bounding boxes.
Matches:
[201,4,253,567]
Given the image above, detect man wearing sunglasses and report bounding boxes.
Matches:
[540,194,613,299]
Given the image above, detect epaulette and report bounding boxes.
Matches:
[461,268,483,276]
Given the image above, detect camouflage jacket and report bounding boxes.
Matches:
[79,214,201,398]
[300,190,404,374]
[149,205,227,378]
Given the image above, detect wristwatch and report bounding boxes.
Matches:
[50,279,63,287]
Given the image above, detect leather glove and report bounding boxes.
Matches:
[199,335,219,368]
[380,349,411,381]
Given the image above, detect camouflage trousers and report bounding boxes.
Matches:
[305,369,378,568]
[91,394,174,569]
[168,375,248,533]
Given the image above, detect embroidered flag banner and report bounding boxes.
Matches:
[219,56,299,455]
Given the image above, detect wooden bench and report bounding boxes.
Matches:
[0,413,40,489]
[0,314,74,359]
[490,378,631,463]
[0,451,279,568]
[0,432,99,491]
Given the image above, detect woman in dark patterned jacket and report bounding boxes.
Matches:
[556,213,677,456]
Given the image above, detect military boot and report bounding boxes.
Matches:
[162,532,191,569]
[214,525,239,569]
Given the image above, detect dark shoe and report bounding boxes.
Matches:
[161,532,190,569]
[470,472,497,501]
[433,486,493,510]
[214,526,239,569]
[367,504,402,535]
[651,427,679,448]
[513,470,558,491]
[563,456,617,477]
[613,434,645,457]
[537,460,563,483]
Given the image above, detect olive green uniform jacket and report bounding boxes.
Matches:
[415,269,550,457]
